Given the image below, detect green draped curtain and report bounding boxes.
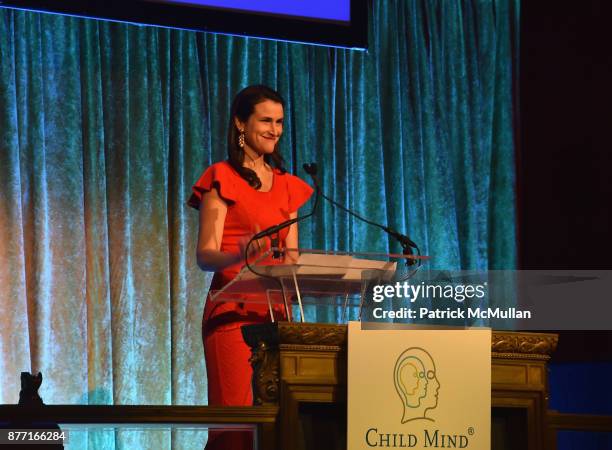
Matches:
[0,0,518,438]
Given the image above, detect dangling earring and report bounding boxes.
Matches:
[238,129,245,148]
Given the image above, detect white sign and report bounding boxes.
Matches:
[348,322,491,449]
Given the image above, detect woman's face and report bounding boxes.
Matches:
[235,100,284,157]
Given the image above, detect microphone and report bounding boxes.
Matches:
[381,226,419,251]
[252,217,301,240]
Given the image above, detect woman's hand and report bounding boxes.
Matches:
[197,188,301,271]
[237,225,270,265]
[283,212,299,264]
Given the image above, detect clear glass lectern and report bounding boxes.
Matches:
[209,248,424,322]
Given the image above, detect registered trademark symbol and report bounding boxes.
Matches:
[468,427,475,435]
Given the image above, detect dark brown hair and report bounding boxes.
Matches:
[227,85,286,189]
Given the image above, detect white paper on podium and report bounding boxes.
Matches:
[345,257,397,281]
[253,253,397,281]
[295,253,353,276]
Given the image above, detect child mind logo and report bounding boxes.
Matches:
[393,348,440,423]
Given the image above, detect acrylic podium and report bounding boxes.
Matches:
[209,250,558,450]
[209,249,408,323]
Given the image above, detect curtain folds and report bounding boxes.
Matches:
[0,0,518,433]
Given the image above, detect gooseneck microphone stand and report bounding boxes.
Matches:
[241,167,320,315]
[301,163,421,268]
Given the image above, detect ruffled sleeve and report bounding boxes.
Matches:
[286,174,314,213]
[188,162,237,209]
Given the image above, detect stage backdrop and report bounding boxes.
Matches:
[0,0,518,443]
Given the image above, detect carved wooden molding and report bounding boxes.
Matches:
[275,324,558,359]
[250,340,280,406]
[279,344,343,352]
[278,323,347,346]
[492,331,558,358]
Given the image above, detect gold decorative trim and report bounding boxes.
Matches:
[492,331,558,356]
[278,323,347,346]
[249,340,280,405]
[280,344,343,352]
[492,352,551,361]
[277,325,559,357]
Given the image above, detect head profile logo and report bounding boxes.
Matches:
[393,347,440,423]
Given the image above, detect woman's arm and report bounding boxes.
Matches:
[196,188,241,272]
[284,211,299,264]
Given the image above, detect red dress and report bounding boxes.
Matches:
[189,161,313,449]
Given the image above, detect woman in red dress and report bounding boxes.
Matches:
[188,85,313,449]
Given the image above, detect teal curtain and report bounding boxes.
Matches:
[0,0,518,446]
